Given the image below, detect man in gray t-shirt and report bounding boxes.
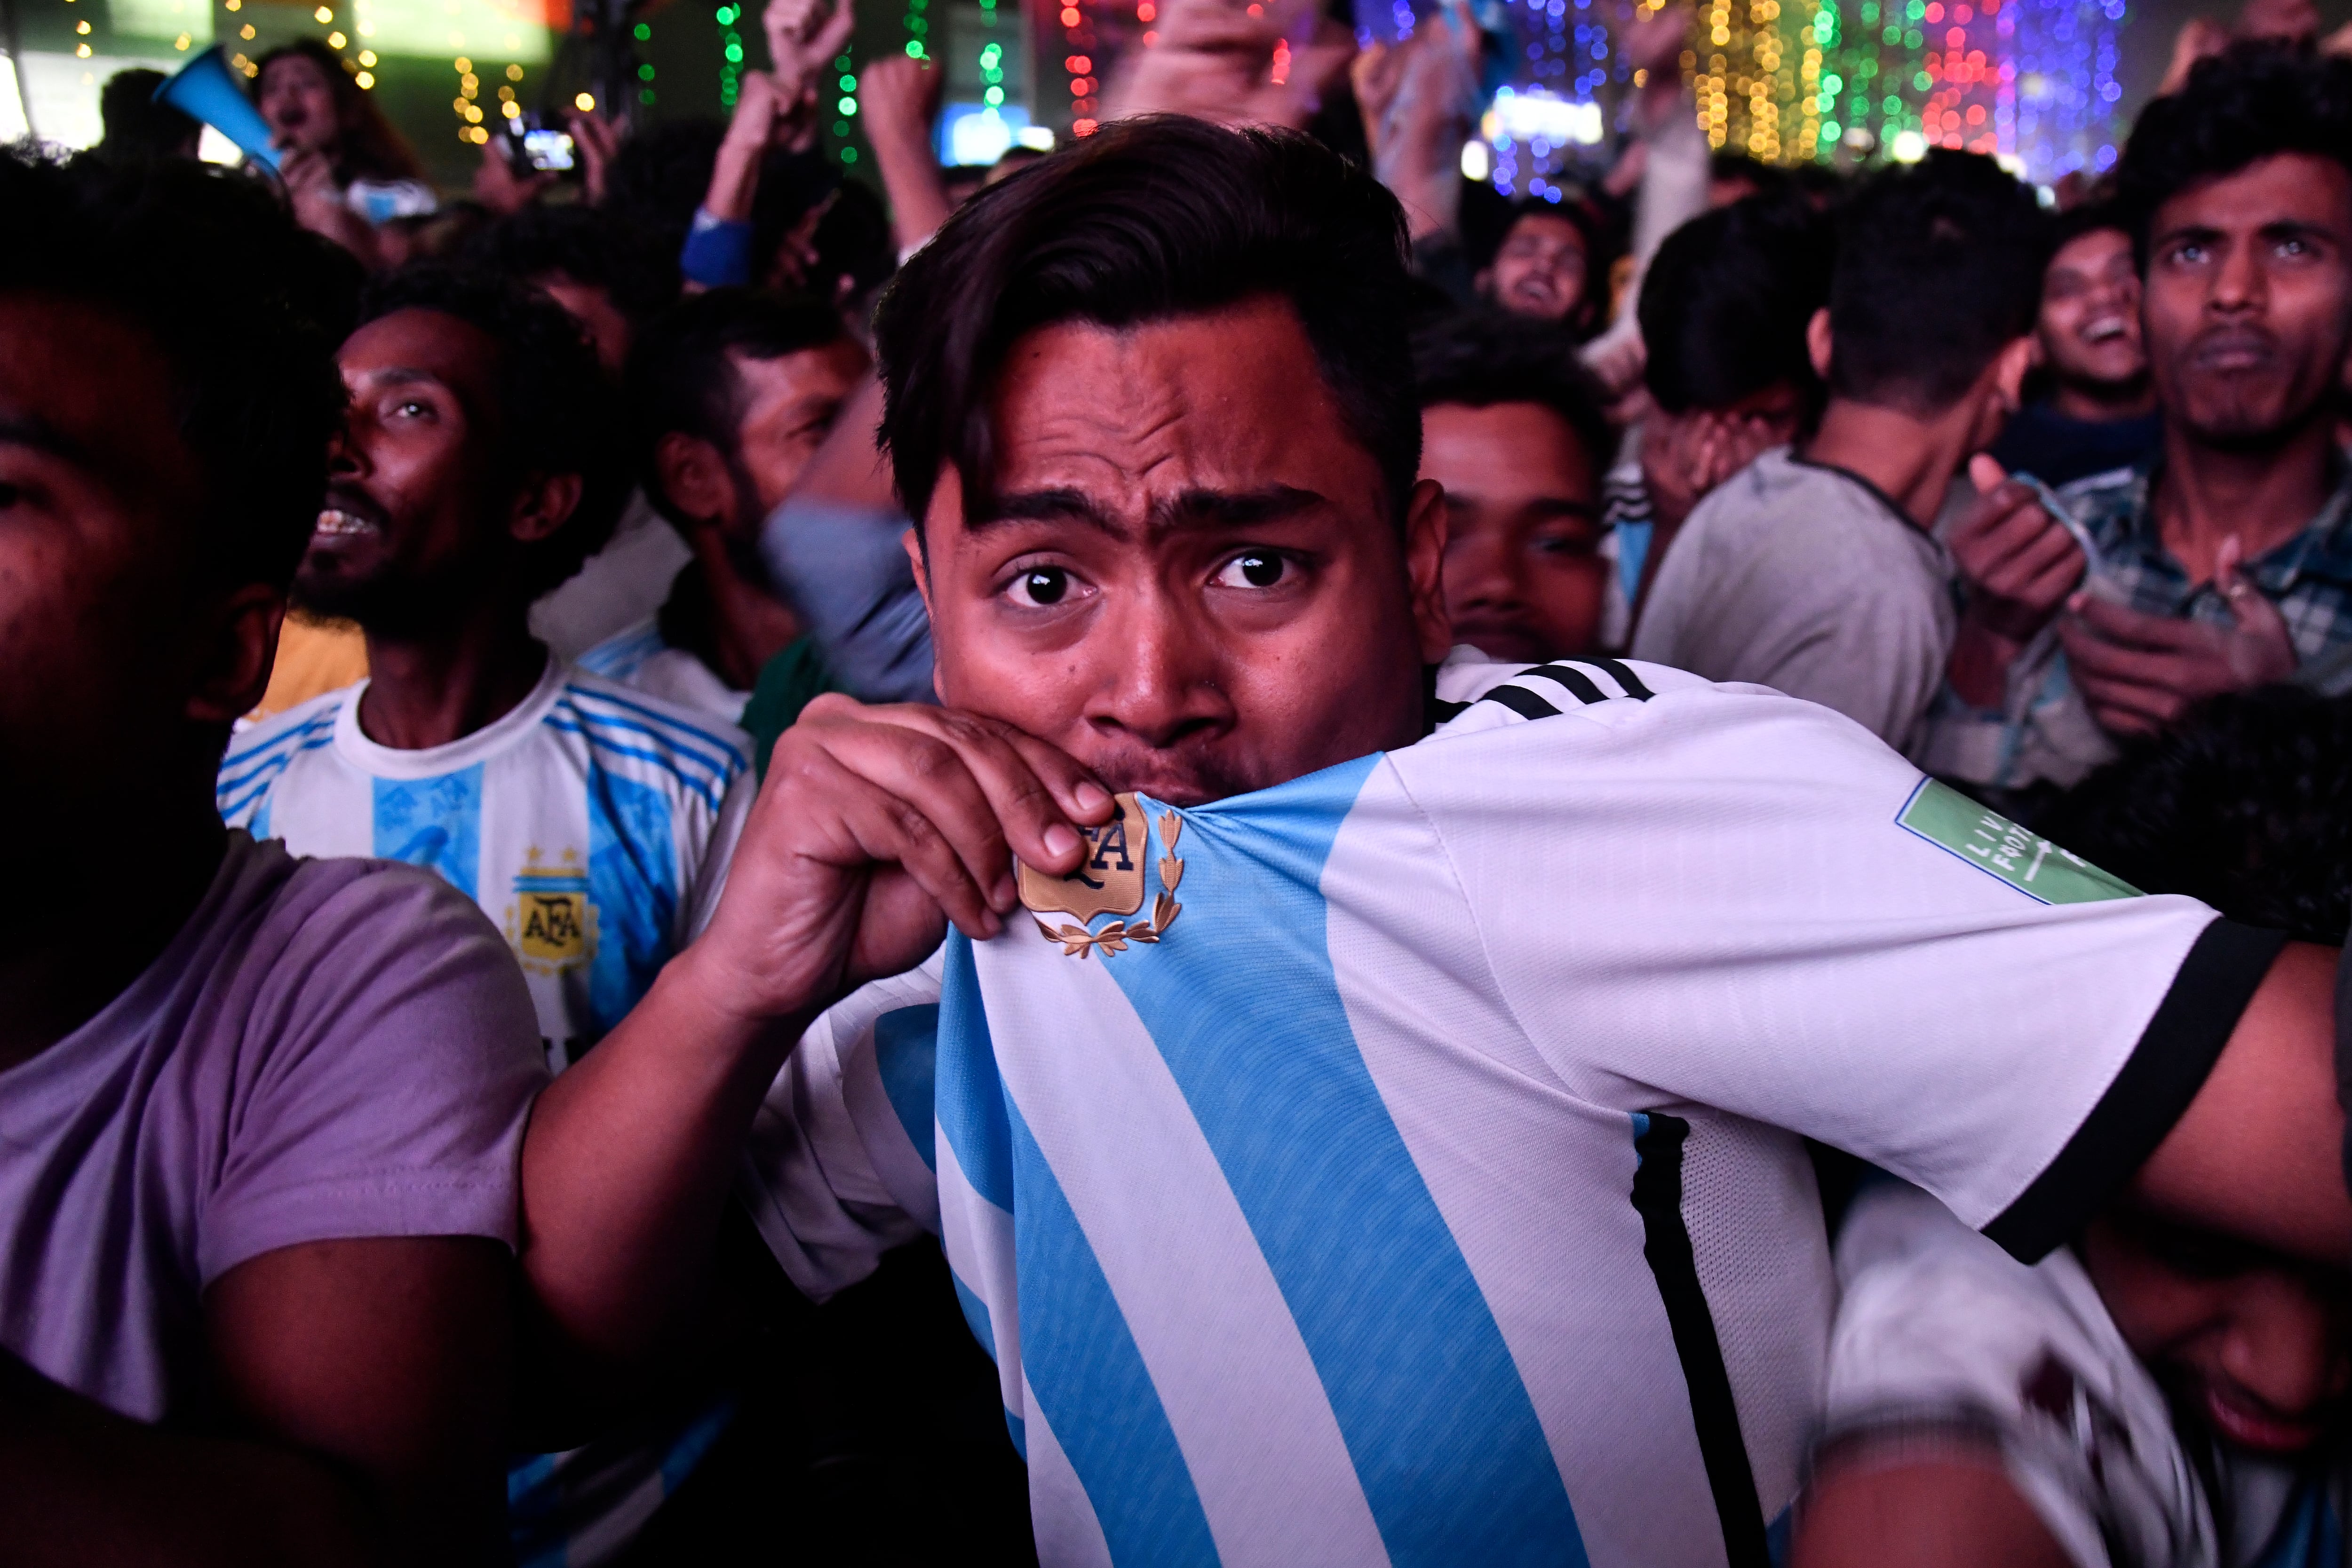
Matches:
[1633,152,2050,753]
[0,152,545,1562]
[1635,447,1957,747]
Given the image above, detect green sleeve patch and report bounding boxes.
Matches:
[1896,778,2139,905]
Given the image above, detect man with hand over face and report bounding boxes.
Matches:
[519,117,2352,1568]
[1928,45,2352,800]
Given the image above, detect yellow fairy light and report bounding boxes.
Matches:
[327,30,344,46]
[358,48,375,64]
[506,63,523,80]
[313,5,332,21]
[356,69,373,87]
[573,90,594,111]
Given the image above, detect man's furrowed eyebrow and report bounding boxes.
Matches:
[2257,218,2339,245]
[973,488,1121,532]
[0,414,96,469]
[1148,484,1325,533]
[970,483,1327,536]
[349,366,454,393]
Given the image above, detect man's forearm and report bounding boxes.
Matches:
[865,116,953,256]
[0,1350,372,1568]
[519,952,816,1370]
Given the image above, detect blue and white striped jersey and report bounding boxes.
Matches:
[218,657,754,1069]
[576,617,749,727]
[741,652,2265,1568]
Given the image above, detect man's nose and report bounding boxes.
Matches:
[1086,582,1234,750]
[1446,535,1523,610]
[326,418,366,477]
[2210,242,2269,314]
[2217,1275,2350,1421]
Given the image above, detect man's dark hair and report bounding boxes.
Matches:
[2040,685,2352,944]
[356,265,629,598]
[2118,44,2352,269]
[626,287,848,520]
[0,150,342,590]
[97,68,199,160]
[459,203,676,324]
[2046,197,2130,260]
[1410,309,1615,477]
[1640,195,1833,416]
[1708,150,1794,201]
[875,116,1418,531]
[1827,148,2050,412]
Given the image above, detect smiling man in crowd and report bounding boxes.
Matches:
[0,153,540,1564]
[1988,201,2164,490]
[1930,45,2352,802]
[512,117,2350,1568]
[215,266,755,1563]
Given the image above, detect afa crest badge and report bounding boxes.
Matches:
[506,848,598,975]
[1016,792,1184,959]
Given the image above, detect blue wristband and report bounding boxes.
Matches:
[680,210,754,289]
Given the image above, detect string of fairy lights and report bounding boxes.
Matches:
[167,0,2122,177]
[1686,0,2120,167]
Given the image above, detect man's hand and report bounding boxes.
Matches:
[679,696,1112,1033]
[568,110,624,205]
[2057,535,2297,735]
[470,139,551,215]
[520,698,1110,1368]
[763,0,856,107]
[1949,455,2088,642]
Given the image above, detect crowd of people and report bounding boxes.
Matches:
[8,0,2352,1563]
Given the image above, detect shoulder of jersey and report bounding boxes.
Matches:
[216,683,356,813]
[551,665,755,800]
[1430,656,1706,732]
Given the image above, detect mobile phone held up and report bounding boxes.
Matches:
[503,112,578,176]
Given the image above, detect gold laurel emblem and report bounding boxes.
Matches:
[1017,797,1184,959]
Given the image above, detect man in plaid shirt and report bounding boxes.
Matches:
[1915,46,2352,802]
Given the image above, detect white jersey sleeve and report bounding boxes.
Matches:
[738,952,946,1300]
[1408,656,2281,1259]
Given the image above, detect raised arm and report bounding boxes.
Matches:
[518,699,1110,1369]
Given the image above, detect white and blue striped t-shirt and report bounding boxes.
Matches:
[742,652,2271,1568]
[217,656,754,1069]
[575,617,749,727]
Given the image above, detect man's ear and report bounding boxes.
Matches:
[1992,333,2038,413]
[653,432,734,534]
[185,584,286,727]
[1805,307,1835,382]
[1404,476,1453,665]
[508,472,585,546]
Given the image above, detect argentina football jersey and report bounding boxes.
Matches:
[741,650,2279,1568]
[217,656,753,1069]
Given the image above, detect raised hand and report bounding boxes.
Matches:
[1949,454,2089,643]
[676,696,1115,1032]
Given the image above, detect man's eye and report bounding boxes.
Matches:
[1214,552,1287,589]
[1013,566,1072,606]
